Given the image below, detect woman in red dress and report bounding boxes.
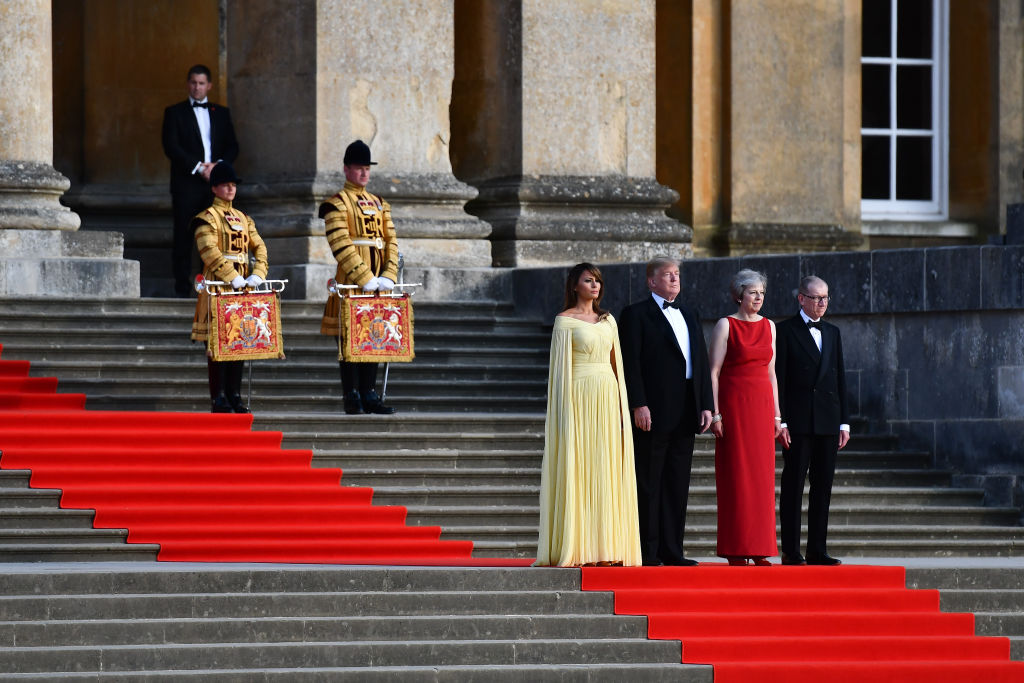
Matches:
[708,269,781,566]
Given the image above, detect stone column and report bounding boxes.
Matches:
[723,0,861,253]
[997,0,1024,234]
[227,0,490,299]
[453,0,685,267]
[0,0,79,233]
[0,0,138,297]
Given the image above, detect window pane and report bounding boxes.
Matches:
[862,64,891,128]
[862,135,891,199]
[863,0,891,57]
[897,0,932,59]
[896,65,931,129]
[896,136,932,200]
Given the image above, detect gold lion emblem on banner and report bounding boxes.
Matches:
[339,294,415,363]
[209,291,285,361]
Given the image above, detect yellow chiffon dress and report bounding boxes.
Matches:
[534,314,642,567]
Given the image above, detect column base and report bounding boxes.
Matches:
[0,229,139,297]
[0,161,80,231]
[716,222,863,255]
[467,175,689,266]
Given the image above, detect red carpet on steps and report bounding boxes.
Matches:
[583,565,1024,682]
[0,344,528,566]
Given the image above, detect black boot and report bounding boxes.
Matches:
[359,363,396,415]
[225,361,249,413]
[361,389,396,415]
[208,359,232,413]
[340,361,363,414]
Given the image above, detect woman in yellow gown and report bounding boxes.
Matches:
[535,263,642,567]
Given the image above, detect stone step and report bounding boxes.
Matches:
[326,466,952,489]
[0,638,689,674]
[367,485,988,508]
[0,663,709,682]
[0,508,99,529]
[0,544,158,561]
[0,613,652,647]
[53,377,546,399]
[405,504,1020,528]
[27,360,548,383]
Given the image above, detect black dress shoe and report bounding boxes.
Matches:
[781,553,807,566]
[807,553,842,566]
[642,558,664,567]
[228,394,249,414]
[343,390,364,415]
[663,557,699,567]
[361,390,396,415]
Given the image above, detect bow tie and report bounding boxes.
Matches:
[806,321,822,330]
[662,300,678,310]
[192,101,209,108]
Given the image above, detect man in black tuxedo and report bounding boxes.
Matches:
[162,64,239,297]
[776,275,850,566]
[620,256,714,566]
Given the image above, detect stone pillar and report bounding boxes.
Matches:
[227,0,490,299]
[997,0,1024,235]
[0,0,137,297]
[453,0,685,267]
[723,0,861,253]
[0,0,79,233]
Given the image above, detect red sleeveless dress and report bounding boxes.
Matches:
[715,317,779,558]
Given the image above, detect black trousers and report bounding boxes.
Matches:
[207,359,244,400]
[632,381,697,563]
[171,184,212,296]
[339,361,379,394]
[780,433,839,558]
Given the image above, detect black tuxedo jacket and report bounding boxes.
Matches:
[775,314,849,435]
[619,296,714,433]
[161,100,239,194]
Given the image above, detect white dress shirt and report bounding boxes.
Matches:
[651,292,692,379]
[799,309,822,351]
[189,97,212,174]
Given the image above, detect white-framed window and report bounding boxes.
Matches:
[861,0,948,220]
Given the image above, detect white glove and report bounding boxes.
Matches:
[230,275,246,289]
[245,274,264,287]
[377,276,395,292]
[362,277,380,292]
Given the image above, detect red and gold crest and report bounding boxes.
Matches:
[208,291,285,361]
[339,294,414,363]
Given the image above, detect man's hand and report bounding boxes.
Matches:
[699,410,713,434]
[230,275,245,289]
[200,162,216,181]
[633,406,652,432]
[245,274,264,288]
[838,430,850,450]
[362,277,380,292]
[777,426,791,449]
[377,277,395,292]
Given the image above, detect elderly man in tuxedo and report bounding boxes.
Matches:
[776,275,851,566]
[162,64,239,297]
[619,256,714,566]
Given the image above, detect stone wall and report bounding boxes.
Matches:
[512,245,1024,510]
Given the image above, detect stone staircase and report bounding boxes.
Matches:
[1,295,1024,676]
[0,564,711,681]
[908,566,1024,660]
[1,296,1023,561]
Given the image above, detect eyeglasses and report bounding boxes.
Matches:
[800,293,831,304]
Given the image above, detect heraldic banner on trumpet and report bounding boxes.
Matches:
[338,293,414,363]
[208,289,286,362]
